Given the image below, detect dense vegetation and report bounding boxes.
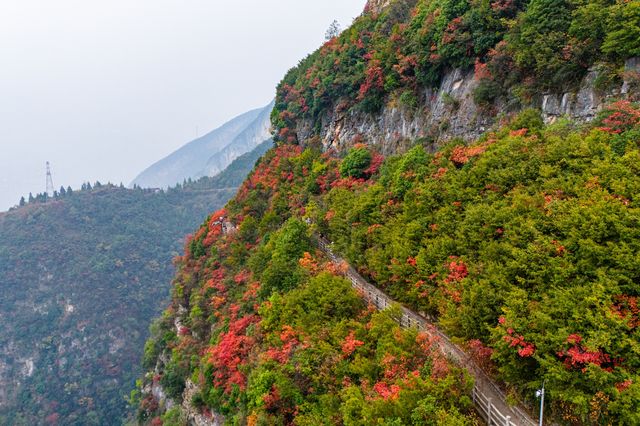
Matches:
[139,101,640,425]
[137,150,477,425]
[0,143,267,425]
[316,105,640,424]
[272,0,640,142]
[137,1,640,424]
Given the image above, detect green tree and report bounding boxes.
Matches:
[602,1,640,58]
[340,147,372,179]
[511,0,577,88]
[254,218,311,296]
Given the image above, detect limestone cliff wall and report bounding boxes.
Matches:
[144,303,224,426]
[297,58,639,154]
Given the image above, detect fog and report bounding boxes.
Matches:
[0,0,364,210]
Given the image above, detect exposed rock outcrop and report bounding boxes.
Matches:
[299,67,489,155]
[298,60,638,154]
[182,380,224,426]
[149,308,225,425]
[541,68,615,124]
[622,57,640,98]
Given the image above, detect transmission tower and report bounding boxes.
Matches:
[46,162,55,197]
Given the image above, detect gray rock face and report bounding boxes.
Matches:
[146,379,224,425]
[541,68,617,124]
[150,381,174,411]
[150,318,225,425]
[182,380,224,426]
[622,57,640,97]
[299,67,489,153]
[132,101,273,189]
[298,60,638,154]
[365,0,391,14]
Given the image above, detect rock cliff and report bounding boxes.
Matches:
[296,60,639,155]
[198,101,274,178]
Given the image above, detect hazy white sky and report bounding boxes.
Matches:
[0,0,364,210]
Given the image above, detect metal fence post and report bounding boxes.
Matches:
[505,415,511,426]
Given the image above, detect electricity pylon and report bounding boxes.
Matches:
[46,162,54,197]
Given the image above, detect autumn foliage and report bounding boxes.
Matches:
[139,103,640,424]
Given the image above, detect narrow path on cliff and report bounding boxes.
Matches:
[316,235,539,426]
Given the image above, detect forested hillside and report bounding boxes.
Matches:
[135,150,478,425]
[0,142,269,425]
[137,0,640,424]
[273,0,640,145]
[139,103,640,425]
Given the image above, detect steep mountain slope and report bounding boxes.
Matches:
[132,102,273,189]
[187,140,274,191]
[272,0,640,150]
[139,106,640,426]
[198,102,275,179]
[0,143,268,425]
[135,148,478,426]
[136,1,640,425]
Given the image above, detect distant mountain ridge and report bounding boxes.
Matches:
[197,104,273,179]
[0,140,270,425]
[132,101,274,189]
[0,184,235,425]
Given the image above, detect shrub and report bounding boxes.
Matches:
[509,108,544,132]
[473,79,501,107]
[602,1,640,58]
[340,147,373,179]
[399,90,418,110]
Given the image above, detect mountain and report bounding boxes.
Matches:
[272,0,640,150]
[197,103,274,179]
[0,142,268,425]
[185,139,273,191]
[138,109,640,426]
[137,1,640,425]
[132,101,274,189]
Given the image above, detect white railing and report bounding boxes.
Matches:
[474,387,517,426]
[316,236,537,426]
